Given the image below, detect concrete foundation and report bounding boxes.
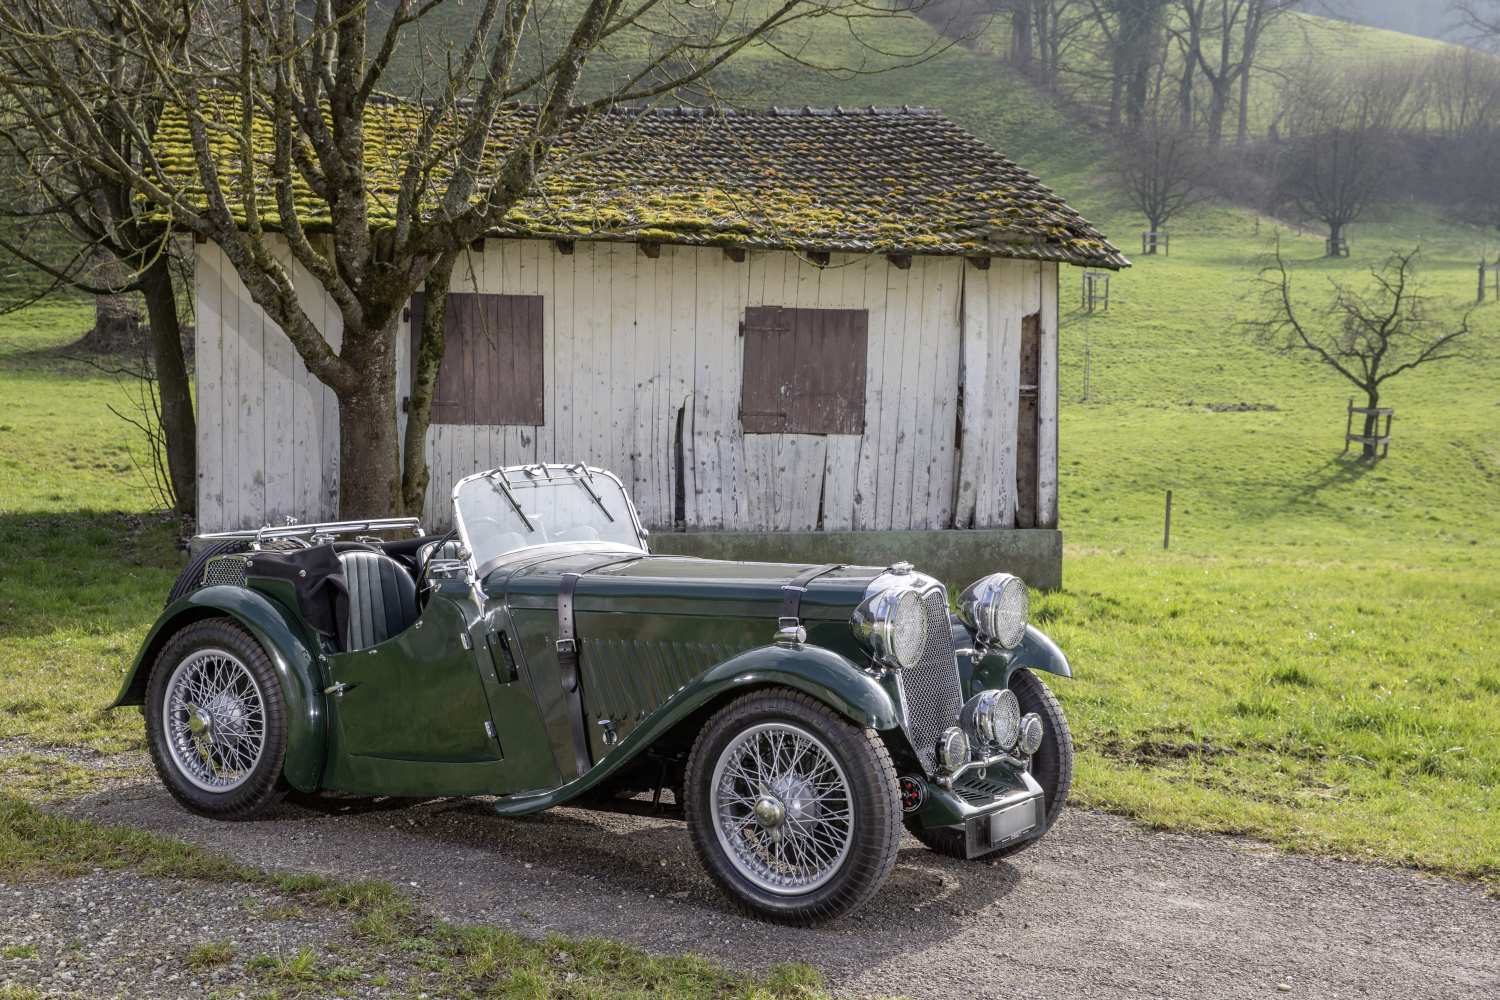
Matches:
[649,528,1063,591]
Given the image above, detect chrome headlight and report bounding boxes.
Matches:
[962,688,1021,750]
[936,726,970,773]
[851,586,928,669]
[958,573,1029,650]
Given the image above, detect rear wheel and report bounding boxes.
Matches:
[906,667,1073,860]
[144,619,288,820]
[684,690,901,924]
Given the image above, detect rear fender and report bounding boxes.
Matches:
[493,642,899,816]
[113,586,326,792]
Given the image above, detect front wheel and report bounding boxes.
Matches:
[906,667,1074,860]
[144,618,288,820]
[684,690,901,924]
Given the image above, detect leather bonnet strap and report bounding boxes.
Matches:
[779,563,844,628]
[555,553,645,780]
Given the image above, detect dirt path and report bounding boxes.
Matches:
[45,779,1499,1000]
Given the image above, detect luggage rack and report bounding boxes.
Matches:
[196,517,424,550]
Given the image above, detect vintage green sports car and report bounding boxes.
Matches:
[116,463,1074,923]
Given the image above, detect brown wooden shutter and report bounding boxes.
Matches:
[1016,311,1041,528]
[740,306,867,435]
[410,291,544,426]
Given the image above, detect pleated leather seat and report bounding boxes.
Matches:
[338,550,418,651]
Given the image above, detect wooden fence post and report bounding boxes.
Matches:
[1163,490,1173,550]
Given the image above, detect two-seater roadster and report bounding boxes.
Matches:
[116,464,1074,923]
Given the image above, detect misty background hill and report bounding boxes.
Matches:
[1305,0,1470,43]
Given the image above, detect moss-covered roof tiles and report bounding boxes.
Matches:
[154,101,1127,269]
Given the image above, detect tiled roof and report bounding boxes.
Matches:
[153,101,1127,268]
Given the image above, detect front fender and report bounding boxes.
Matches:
[969,623,1072,693]
[493,642,898,816]
[113,586,326,792]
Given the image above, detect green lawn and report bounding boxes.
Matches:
[0,302,182,751]
[1047,206,1500,886]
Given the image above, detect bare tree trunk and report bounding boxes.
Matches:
[81,250,141,352]
[400,252,456,517]
[1109,60,1124,127]
[139,253,196,515]
[1178,55,1196,130]
[1237,65,1253,144]
[1011,3,1034,73]
[1327,221,1345,256]
[1362,386,1380,459]
[337,317,404,519]
[1206,80,1229,145]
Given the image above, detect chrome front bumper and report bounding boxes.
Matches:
[909,767,1046,858]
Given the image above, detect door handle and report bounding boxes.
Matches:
[485,630,519,684]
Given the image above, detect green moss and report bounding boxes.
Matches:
[148,96,1123,266]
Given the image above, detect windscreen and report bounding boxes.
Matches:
[453,467,644,568]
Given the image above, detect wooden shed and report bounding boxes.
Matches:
[190,105,1125,587]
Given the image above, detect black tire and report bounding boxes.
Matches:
[684,689,901,925]
[905,667,1074,860]
[144,618,289,820]
[165,538,252,606]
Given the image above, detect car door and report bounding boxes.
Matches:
[321,582,502,795]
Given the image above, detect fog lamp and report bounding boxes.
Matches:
[937,726,970,774]
[1019,713,1045,756]
[966,688,1021,750]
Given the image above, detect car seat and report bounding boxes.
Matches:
[338,550,418,651]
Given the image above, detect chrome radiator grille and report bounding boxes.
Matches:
[201,554,249,589]
[897,587,964,775]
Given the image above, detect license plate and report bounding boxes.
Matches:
[988,799,1038,844]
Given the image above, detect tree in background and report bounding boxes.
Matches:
[1086,0,1174,129]
[1454,0,1500,46]
[1174,0,1299,146]
[1116,124,1209,249]
[1419,47,1500,231]
[1272,62,1418,255]
[0,0,937,521]
[1004,1,1090,88]
[1246,245,1474,459]
[0,11,196,515]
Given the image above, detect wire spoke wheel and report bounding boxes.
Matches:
[710,722,855,896]
[163,647,268,793]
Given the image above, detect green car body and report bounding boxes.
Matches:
[118,464,1073,922]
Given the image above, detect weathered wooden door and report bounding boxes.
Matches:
[1016,312,1041,528]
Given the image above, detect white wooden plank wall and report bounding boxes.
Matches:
[200,238,1052,534]
[196,240,340,531]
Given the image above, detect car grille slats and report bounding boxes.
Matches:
[898,587,963,775]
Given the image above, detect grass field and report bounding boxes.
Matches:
[0,7,1496,895]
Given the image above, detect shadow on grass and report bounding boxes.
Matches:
[1210,454,1379,530]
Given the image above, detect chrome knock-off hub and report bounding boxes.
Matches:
[753,796,786,827]
[186,705,213,736]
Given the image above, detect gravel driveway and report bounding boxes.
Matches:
[44,781,1499,1000]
